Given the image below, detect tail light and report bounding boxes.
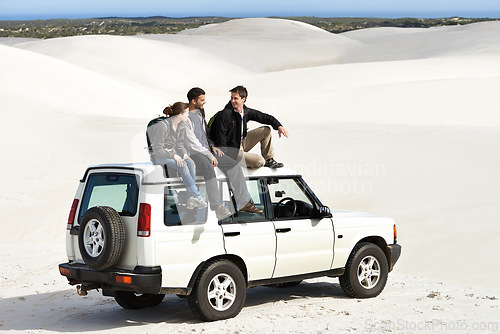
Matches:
[59,267,70,277]
[67,199,79,230]
[116,275,133,284]
[394,224,398,243]
[137,203,151,237]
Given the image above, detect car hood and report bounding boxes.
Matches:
[332,209,395,227]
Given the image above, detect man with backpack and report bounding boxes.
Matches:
[209,85,288,169]
[179,87,263,216]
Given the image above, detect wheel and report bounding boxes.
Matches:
[188,260,246,321]
[114,291,165,309]
[339,242,388,298]
[274,197,297,218]
[78,206,125,270]
[265,280,302,288]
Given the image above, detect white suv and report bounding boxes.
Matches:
[59,162,401,321]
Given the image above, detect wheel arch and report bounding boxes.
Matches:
[187,254,249,292]
[356,236,390,269]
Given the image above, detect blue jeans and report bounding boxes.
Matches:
[156,158,200,198]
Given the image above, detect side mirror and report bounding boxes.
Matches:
[318,206,331,218]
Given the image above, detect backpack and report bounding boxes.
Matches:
[207,111,220,132]
[146,116,166,154]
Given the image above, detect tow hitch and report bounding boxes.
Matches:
[76,283,99,296]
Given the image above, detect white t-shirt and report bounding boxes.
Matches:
[240,109,245,140]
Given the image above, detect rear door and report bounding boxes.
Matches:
[220,179,276,281]
[76,171,141,269]
[267,177,334,278]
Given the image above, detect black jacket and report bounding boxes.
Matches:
[209,102,282,159]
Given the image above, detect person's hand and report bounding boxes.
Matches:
[210,156,218,167]
[183,154,192,161]
[174,155,185,167]
[212,146,224,157]
[278,126,289,138]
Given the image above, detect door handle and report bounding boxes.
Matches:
[224,232,240,237]
[276,228,291,233]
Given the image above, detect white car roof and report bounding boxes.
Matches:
[82,162,301,184]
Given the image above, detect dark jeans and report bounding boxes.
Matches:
[190,153,250,211]
[217,154,250,209]
[190,153,221,210]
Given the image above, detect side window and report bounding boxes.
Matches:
[164,185,208,226]
[220,179,267,223]
[267,178,315,219]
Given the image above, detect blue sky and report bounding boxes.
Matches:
[1,0,499,20]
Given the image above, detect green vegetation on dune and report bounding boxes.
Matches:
[0,16,497,39]
[0,17,230,39]
[277,16,497,33]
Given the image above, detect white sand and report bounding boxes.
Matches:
[1,18,499,332]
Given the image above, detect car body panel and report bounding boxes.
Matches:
[221,221,277,281]
[62,162,400,292]
[273,217,334,278]
[331,210,395,269]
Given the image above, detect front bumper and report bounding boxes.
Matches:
[388,243,402,271]
[59,262,162,294]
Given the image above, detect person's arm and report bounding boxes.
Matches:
[247,107,289,138]
[247,107,282,130]
[175,125,188,158]
[148,121,176,159]
[201,109,216,149]
[180,121,215,161]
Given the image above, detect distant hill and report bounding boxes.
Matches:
[0,16,497,39]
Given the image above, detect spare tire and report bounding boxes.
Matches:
[78,206,125,270]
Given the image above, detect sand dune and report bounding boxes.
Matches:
[14,34,248,97]
[0,18,499,333]
[0,42,164,119]
[343,21,500,61]
[141,18,361,72]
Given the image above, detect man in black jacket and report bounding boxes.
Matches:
[209,85,288,168]
[182,87,263,215]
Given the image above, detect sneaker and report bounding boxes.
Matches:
[194,196,208,209]
[264,158,284,168]
[186,196,207,209]
[239,201,263,214]
[216,205,232,220]
[186,196,198,210]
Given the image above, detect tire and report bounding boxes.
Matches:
[188,260,246,321]
[114,291,165,309]
[78,206,126,270]
[339,242,388,298]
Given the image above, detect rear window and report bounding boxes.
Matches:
[78,173,140,222]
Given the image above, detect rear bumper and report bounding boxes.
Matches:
[388,243,402,271]
[59,262,162,294]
